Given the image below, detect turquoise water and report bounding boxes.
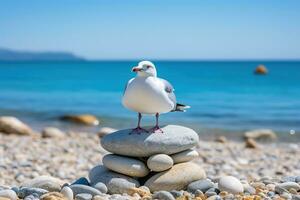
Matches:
[0,61,299,136]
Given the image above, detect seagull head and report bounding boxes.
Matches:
[132,61,157,77]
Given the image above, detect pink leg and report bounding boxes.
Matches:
[150,113,163,133]
[130,113,148,134]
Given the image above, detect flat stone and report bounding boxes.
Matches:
[147,154,173,172]
[187,179,214,193]
[60,186,73,200]
[171,149,199,164]
[103,154,149,177]
[101,125,199,157]
[69,185,102,197]
[0,116,36,136]
[0,189,18,200]
[21,176,63,192]
[218,176,244,194]
[88,165,140,194]
[145,162,206,192]
[153,191,175,200]
[97,127,117,138]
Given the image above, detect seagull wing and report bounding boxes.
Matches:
[159,78,177,109]
[123,78,134,96]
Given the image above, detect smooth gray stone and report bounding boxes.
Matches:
[21,176,62,192]
[70,184,102,197]
[170,190,184,198]
[103,154,149,177]
[61,186,74,200]
[153,191,175,200]
[17,187,48,198]
[147,154,173,172]
[281,176,297,183]
[171,149,199,164]
[101,125,199,157]
[296,176,300,183]
[93,182,108,194]
[278,182,300,191]
[0,189,18,200]
[75,193,92,200]
[88,165,139,194]
[72,177,90,186]
[187,179,214,193]
[243,185,256,195]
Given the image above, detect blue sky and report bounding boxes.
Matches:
[0,0,299,60]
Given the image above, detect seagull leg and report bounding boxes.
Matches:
[150,113,164,133]
[130,113,148,134]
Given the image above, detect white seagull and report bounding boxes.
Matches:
[122,61,190,133]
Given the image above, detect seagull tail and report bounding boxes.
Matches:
[173,103,191,112]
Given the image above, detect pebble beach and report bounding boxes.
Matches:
[0,116,300,200]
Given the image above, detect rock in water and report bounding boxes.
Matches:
[0,116,35,136]
[171,149,199,164]
[60,114,99,126]
[103,154,149,177]
[254,64,268,75]
[145,162,206,192]
[101,125,199,157]
[218,176,244,194]
[147,154,173,172]
[42,127,65,138]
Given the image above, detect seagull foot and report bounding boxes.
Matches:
[130,127,148,134]
[150,126,164,133]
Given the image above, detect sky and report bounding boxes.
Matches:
[0,0,300,60]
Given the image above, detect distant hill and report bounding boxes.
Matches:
[0,48,84,61]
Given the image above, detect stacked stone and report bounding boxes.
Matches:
[96,125,206,194]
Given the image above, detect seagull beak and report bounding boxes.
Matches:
[132,66,142,72]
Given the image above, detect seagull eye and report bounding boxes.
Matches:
[146,65,151,69]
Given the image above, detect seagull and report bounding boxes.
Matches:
[122,61,190,133]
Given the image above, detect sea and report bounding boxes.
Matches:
[0,61,299,140]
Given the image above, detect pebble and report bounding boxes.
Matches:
[72,177,90,186]
[152,191,175,200]
[278,182,300,191]
[145,162,206,192]
[206,195,221,200]
[89,166,139,194]
[60,114,99,126]
[40,192,66,200]
[147,154,173,172]
[61,186,73,200]
[243,184,256,195]
[0,116,35,135]
[218,176,244,194]
[170,149,199,164]
[0,189,18,200]
[296,176,300,183]
[97,127,117,138]
[17,187,48,198]
[42,127,65,138]
[101,125,199,157]
[187,179,214,193]
[75,193,92,200]
[69,185,102,197]
[103,154,149,177]
[292,195,300,200]
[92,182,107,194]
[170,190,184,198]
[21,176,62,192]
